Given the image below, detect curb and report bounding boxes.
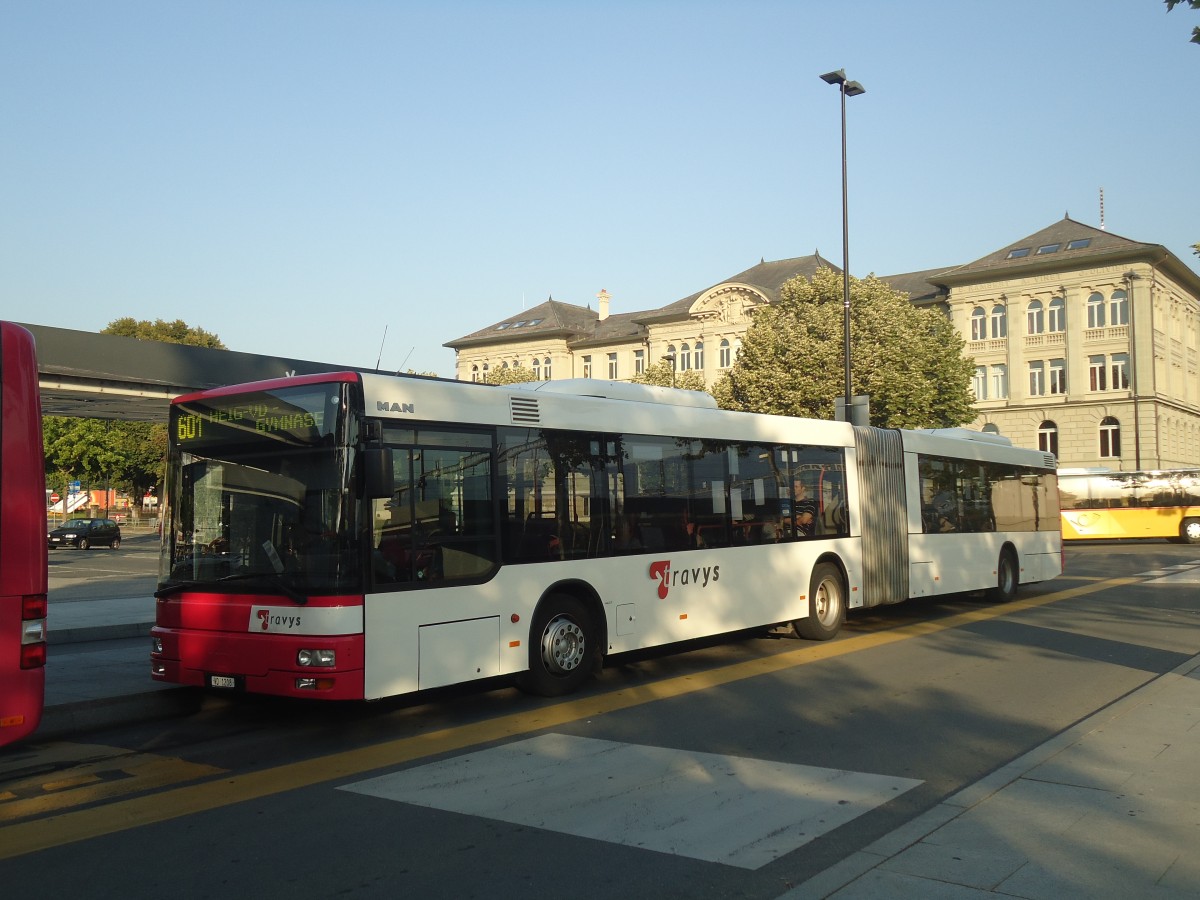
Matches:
[35,688,207,743]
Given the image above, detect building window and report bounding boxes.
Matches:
[1099,416,1121,458]
[719,339,731,368]
[607,352,618,380]
[679,343,691,371]
[694,341,704,370]
[543,357,552,380]
[1087,292,1105,329]
[582,355,592,379]
[471,364,479,383]
[1028,360,1046,397]
[990,304,1007,339]
[1038,421,1059,457]
[1089,355,1107,391]
[991,364,1008,399]
[1049,297,1065,333]
[532,358,541,379]
[1026,300,1044,335]
[1109,289,1129,326]
[973,365,987,400]
[982,423,1001,435]
[971,307,987,342]
[482,363,489,379]
[634,349,645,375]
[1111,353,1129,390]
[1049,358,1067,394]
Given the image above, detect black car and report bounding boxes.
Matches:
[48,518,122,550]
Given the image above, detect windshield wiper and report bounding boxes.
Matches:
[154,572,309,605]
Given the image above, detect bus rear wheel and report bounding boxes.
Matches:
[793,562,845,641]
[517,594,596,697]
[987,549,1018,602]
[1181,518,1200,545]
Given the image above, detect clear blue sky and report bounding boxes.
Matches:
[3,1,1197,377]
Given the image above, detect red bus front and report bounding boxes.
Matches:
[152,373,377,700]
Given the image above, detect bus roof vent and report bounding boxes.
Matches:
[510,395,541,426]
[1043,453,1058,469]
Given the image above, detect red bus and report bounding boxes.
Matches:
[151,372,1059,701]
[0,322,48,745]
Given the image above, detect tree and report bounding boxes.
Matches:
[719,267,977,428]
[482,365,540,385]
[1166,0,1200,44]
[102,317,227,348]
[631,358,708,393]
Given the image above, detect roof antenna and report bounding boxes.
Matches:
[1099,187,1105,231]
[375,324,388,370]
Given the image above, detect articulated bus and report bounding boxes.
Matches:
[1059,468,1200,543]
[0,322,48,746]
[151,374,1061,700]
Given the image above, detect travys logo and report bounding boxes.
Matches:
[257,609,302,631]
[648,559,720,600]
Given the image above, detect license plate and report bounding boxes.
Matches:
[208,674,239,689]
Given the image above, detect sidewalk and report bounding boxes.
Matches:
[33,597,1200,898]
[39,595,202,739]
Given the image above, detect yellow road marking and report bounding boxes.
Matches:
[0,576,1134,860]
[0,755,224,823]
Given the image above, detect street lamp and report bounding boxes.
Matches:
[820,69,865,422]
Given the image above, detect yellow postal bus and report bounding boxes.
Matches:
[1058,469,1200,543]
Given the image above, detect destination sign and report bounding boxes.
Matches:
[173,385,339,449]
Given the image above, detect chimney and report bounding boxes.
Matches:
[596,289,611,321]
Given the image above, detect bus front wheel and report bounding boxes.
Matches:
[1182,518,1200,545]
[987,549,1019,602]
[793,562,846,641]
[517,594,596,697]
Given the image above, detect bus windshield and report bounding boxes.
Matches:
[161,382,363,596]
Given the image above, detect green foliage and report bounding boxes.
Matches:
[102,317,227,348]
[1166,0,1200,44]
[43,417,166,502]
[631,358,708,392]
[719,267,977,429]
[482,365,540,385]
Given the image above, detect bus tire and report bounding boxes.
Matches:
[517,594,596,697]
[1181,518,1200,545]
[793,562,846,641]
[987,548,1018,602]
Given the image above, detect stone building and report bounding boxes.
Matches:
[445,217,1200,470]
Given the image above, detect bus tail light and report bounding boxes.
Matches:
[19,594,47,669]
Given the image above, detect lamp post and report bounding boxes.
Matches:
[820,69,865,421]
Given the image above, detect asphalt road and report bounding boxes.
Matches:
[5,541,1200,898]
[47,528,159,602]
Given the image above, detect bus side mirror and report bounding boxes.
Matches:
[361,448,393,499]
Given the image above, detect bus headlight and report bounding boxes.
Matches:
[151,637,163,654]
[297,648,336,667]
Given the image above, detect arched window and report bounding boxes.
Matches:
[1048,297,1065,332]
[719,339,731,368]
[531,358,541,380]
[1099,416,1121,458]
[543,357,552,380]
[1109,289,1129,326]
[679,343,691,371]
[970,307,987,342]
[990,304,1007,339]
[470,364,479,383]
[1087,292,1105,329]
[693,341,704,370]
[982,423,1000,435]
[1026,300,1044,335]
[1038,421,1058,456]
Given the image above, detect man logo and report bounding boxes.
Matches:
[376,400,416,414]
